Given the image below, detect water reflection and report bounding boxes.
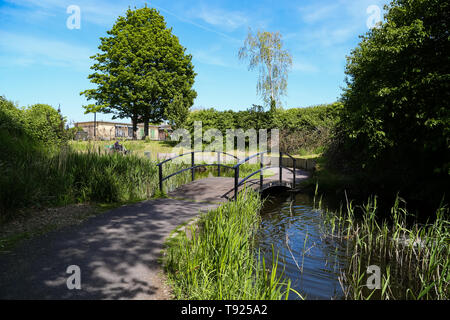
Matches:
[256,191,349,300]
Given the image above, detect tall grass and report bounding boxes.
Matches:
[0,145,190,221]
[163,189,298,300]
[318,194,449,300]
[68,140,179,160]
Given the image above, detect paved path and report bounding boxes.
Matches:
[0,168,309,300]
[0,199,218,299]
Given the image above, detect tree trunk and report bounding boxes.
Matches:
[132,115,138,140]
[270,97,276,113]
[143,117,149,139]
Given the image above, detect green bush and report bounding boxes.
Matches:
[0,97,190,220]
[328,0,450,206]
[23,104,66,146]
[183,103,341,155]
[0,96,67,150]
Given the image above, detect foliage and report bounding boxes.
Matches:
[330,0,450,204]
[0,97,190,220]
[66,126,85,140]
[0,96,67,150]
[165,94,189,130]
[23,104,67,146]
[184,103,340,155]
[81,6,196,138]
[239,29,293,109]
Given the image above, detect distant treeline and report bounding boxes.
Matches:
[183,103,342,155]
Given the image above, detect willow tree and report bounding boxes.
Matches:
[239,29,292,111]
[81,6,196,139]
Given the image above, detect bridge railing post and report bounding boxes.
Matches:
[234,166,239,201]
[260,153,263,190]
[191,151,195,182]
[293,158,296,189]
[217,152,221,177]
[158,164,163,193]
[279,152,283,184]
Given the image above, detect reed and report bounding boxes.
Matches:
[319,194,449,300]
[0,146,190,220]
[163,189,299,300]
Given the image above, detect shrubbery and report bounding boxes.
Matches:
[0,96,67,150]
[0,97,189,220]
[326,0,449,207]
[183,103,341,154]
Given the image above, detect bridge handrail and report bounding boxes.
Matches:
[157,150,298,199]
[161,163,235,182]
[232,151,269,169]
[157,151,240,192]
[236,166,295,188]
[157,151,239,167]
[232,151,297,200]
[282,152,296,161]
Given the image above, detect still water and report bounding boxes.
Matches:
[256,191,349,300]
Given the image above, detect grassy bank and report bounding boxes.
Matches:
[163,189,297,300]
[318,195,449,300]
[0,146,191,222]
[69,139,179,160]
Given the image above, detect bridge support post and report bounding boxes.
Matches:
[260,154,263,190]
[234,166,239,201]
[293,158,296,189]
[158,164,163,193]
[279,153,283,184]
[217,152,221,177]
[191,152,195,182]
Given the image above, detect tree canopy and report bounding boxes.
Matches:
[81,6,196,138]
[238,29,292,111]
[331,0,449,203]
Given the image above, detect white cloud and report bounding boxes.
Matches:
[292,61,319,73]
[191,45,234,68]
[2,0,126,27]
[299,3,340,24]
[188,6,248,32]
[152,4,241,43]
[0,31,95,69]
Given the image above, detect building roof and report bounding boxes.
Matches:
[75,121,162,128]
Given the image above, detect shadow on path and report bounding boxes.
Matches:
[0,199,218,300]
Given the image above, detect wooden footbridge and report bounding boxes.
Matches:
[157,151,310,203]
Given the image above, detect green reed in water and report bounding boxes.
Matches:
[317,190,449,300]
[163,189,301,300]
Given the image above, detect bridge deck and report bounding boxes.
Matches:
[168,168,310,203]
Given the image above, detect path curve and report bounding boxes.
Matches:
[0,199,219,299]
[0,169,309,299]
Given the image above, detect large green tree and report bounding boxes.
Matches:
[81,6,196,138]
[332,0,449,203]
[238,29,292,111]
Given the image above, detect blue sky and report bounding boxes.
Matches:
[0,0,389,124]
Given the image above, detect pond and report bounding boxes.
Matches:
[255,190,349,300]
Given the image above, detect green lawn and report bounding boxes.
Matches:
[69,140,320,167]
[69,140,181,160]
